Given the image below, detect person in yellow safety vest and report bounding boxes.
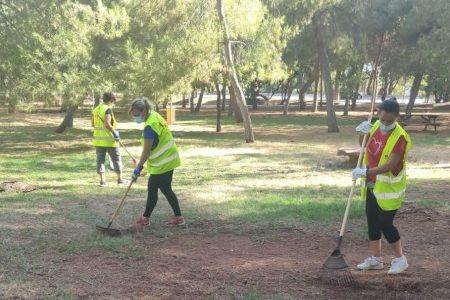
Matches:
[128,98,185,228]
[91,92,126,187]
[352,98,411,275]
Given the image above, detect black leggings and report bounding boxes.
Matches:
[143,170,182,218]
[366,188,400,243]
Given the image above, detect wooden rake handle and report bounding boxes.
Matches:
[107,179,134,228]
[118,140,137,161]
[338,35,384,238]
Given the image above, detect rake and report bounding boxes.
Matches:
[319,35,384,286]
[96,179,134,236]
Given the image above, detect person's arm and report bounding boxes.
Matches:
[367,152,402,177]
[104,113,114,132]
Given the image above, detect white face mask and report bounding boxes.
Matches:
[380,122,396,132]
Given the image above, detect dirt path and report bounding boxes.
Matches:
[9,205,447,299]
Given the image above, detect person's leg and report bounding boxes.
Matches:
[366,189,382,257]
[158,170,182,217]
[358,188,384,270]
[378,210,402,257]
[96,147,107,185]
[107,147,123,183]
[143,174,161,218]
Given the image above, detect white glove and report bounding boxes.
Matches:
[352,167,367,180]
[356,121,372,134]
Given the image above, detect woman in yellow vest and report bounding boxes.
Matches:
[128,98,184,228]
[92,92,125,186]
[352,99,411,274]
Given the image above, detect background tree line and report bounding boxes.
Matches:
[1,0,449,139]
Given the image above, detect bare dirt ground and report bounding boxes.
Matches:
[14,202,448,299]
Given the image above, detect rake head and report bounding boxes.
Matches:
[319,248,355,286]
[96,225,123,237]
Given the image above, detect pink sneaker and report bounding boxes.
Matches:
[134,215,150,227]
[165,216,185,226]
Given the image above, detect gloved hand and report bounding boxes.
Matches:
[112,130,120,141]
[356,121,372,134]
[352,167,367,180]
[132,165,144,181]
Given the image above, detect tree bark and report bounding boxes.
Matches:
[250,81,258,110]
[334,71,341,101]
[320,75,323,108]
[366,71,374,95]
[298,74,315,112]
[218,0,254,142]
[182,93,187,109]
[221,83,226,111]
[7,97,16,114]
[195,87,205,112]
[351,81,361,111]
[215,81,222,132]
[229,84,243,122]
[313,58,320,112]
[189,89,195,113]
[55,105,77,133]
[343,97,349,116]
[405,72,424,116]
[282,81,294,116]
[313,11,339,132]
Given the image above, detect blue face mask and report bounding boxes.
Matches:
[380,122,396,132]
[134,116,144,124]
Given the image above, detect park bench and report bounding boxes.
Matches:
[337,147,361,167]
[400,113,441,132]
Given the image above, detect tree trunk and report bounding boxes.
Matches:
[283,81,294,116]
[228,85,234,117]
[195,87,205,112]
[218,0,254,142]
[250,81,258,110]
[334,72,341,101]
[215,81,222,132]
[229,84,243,122]
[55,105,77,133]
[366,71,374,95]
[313,11,339,133]
[221,83,226,111]
[189,89,195,113]
[405,72,424,116]
[351,81,361,111]
[182,93,187,109]
[298,74,315,112]
[7,97,16,114]
[313,58,320,112]
[320,75,324,108]
[343,98,349,116]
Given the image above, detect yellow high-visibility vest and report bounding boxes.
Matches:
[361,120,412,211]
[142,111,181,174]
[92,103,117,147]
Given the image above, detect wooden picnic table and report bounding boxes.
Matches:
[399,113,441,131]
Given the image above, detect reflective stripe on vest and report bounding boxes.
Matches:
[149,139,175,160]
[376,169,405,184]
[149,152,180,167]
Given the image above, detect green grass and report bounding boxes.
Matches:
[0,109,449,298]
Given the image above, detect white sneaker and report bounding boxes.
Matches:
[388,256,408,275]
[357,256,384,270]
